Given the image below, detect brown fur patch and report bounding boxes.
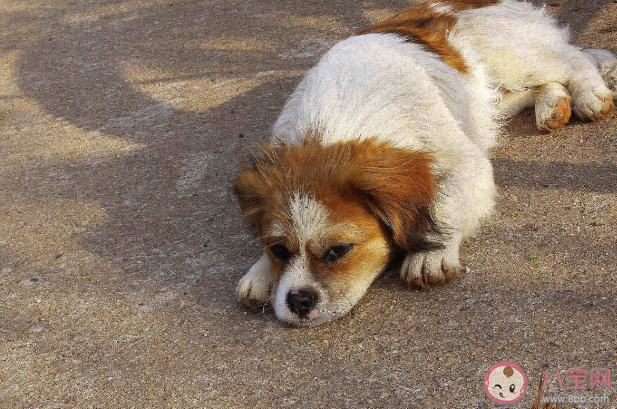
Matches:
[233,137,439,253]
[307,196,391,283]
[359,2,468,72]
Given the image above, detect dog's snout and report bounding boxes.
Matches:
[286,288,318,317]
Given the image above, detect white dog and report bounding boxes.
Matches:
[233,0,617,326]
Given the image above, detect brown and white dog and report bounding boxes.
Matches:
[233,0,617,326]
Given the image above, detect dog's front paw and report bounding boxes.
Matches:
[572,87,614,121]
[236,254,273,309]
[400,249,461,288]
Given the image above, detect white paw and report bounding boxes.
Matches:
[572,87,614,121]
[535,83,572,132]
[400,248,461,288]
[236,254,273,309]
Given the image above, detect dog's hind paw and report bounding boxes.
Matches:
[535,82,572,132]
[572,87,614,121]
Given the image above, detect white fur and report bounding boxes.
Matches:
[497,89,536,117]
[427,2,454,14]
[288,192,329,246]
[273,33,500,154]
[239,0,617,324]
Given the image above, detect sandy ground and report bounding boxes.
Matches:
[1,0,616,407]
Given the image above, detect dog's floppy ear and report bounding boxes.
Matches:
[233,165,268,232]
[348,141,442,252]
[232,145,284,233]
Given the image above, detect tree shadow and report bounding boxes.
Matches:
[7,0,414,297]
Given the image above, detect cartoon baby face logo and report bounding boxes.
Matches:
[484,362,527,404]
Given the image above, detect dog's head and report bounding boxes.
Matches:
[233,137,438,325]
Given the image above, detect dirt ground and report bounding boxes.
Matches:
[1,0,616,408]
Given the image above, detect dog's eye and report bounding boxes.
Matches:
[269,243,291,262]
[324,243,353,264]
[509,384,515,393]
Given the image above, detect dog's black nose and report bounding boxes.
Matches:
[286,288,318,317]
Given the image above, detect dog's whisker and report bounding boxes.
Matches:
[343,295,353,311]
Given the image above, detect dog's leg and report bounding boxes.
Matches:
[535,82,572,132]
[583,48,617,98]
[400,152,496,287]
[236,253,273,308]
[497,89,537,118]
[493,45,612,123]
